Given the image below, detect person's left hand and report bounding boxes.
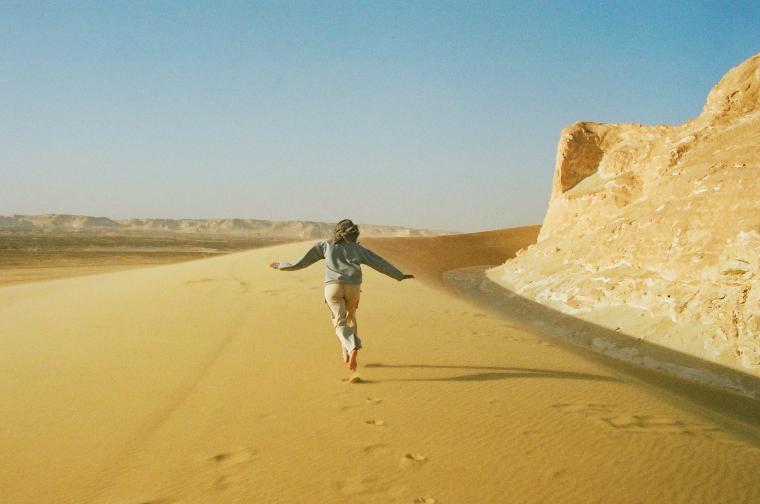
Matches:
[269,262,279,269]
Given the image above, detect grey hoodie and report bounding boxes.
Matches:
[275,240,405,284]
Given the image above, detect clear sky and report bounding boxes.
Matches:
[2,1,758,231]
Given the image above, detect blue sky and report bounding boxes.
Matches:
[2,1,758,231]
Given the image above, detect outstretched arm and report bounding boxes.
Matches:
[360,246,413,281]
[270,242,324,271]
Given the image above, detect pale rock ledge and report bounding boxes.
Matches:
[493,53,760,374]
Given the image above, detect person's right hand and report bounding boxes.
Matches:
[269,262,279,269]
[402,274,415,280]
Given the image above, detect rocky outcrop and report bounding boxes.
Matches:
[0,214,122,229]
[0,214,447,239]
[493,53,760,375]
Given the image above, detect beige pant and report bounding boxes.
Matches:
[324,282,362,358]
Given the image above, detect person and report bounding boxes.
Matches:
[269,219,414,372]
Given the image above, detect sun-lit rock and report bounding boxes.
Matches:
[493,53,760,374]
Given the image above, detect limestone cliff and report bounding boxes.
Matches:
[492,53,760,375]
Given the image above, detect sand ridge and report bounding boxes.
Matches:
[1,235,759,503]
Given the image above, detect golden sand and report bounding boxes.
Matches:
[1,232,759,503]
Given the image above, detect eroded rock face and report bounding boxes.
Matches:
[494,53,760,373]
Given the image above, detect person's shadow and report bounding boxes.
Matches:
[364,363,621,383]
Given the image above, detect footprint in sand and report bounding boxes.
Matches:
[341,376,363,384]
[339,404,362,412]
[553,403,724,438]
[208,447,255,466]
[365,419,386,426]
[343,396,382,411]
[362,443,391,455]
[212,474,239,492]
[599,414,723,436]
[401,453,428,467]
[547,468,568,479]
[334,476,383,496]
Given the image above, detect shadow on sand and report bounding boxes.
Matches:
[443,266,760,445]
[364,233,760,444]
[365,363,621,384]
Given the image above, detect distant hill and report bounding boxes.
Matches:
[0,214,451,239]
[0,214,122,230]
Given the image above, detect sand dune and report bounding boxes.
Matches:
[2,232,760,503]
[363,225,540,287]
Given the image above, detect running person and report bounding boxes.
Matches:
[269,219,414,371]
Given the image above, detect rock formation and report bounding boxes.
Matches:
[492,53,760,375]
[0,214,447,239]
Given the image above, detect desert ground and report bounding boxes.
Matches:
[0,230,291,287]
[0,217,441,287]
[2,229,759,503]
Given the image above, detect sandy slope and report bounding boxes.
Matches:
[1,234,760,503]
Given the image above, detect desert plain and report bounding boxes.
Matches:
[1,227,760,504]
